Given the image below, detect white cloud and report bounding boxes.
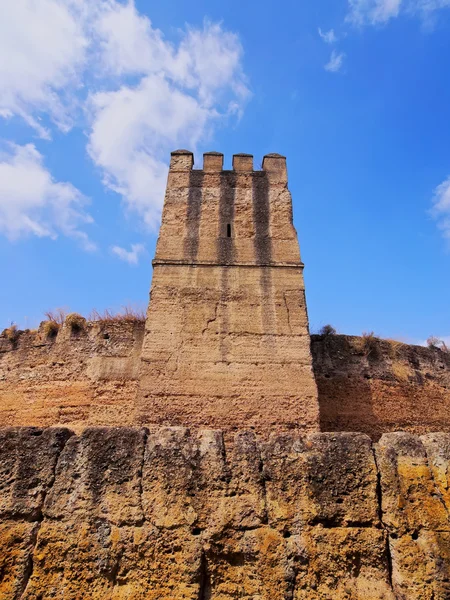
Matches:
[94,0,172,77]
[111,243,146,265]
[95,5,249,107]
[347,0,403,24]
[175,22,249,109]
[87,75,211,228]
[0,1,249,244]
[418,0,450,10]
[318,28,338,43]
[0,0,88,136]
[325,50,346,72]
[431,176,450,241]
[0,143,94,249]
[87,15,248,229]
[346,0,450,25]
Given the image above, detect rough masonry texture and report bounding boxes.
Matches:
[0,320,143,430]
[1,326,450,439]
[136,151,319,433]
[1,426,450,599]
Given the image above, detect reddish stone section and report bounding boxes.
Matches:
[1,323,449,439]
[136,151,319,433]
[1,324,450,439]
[0,320,144,432]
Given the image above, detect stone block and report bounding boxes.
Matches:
[0,427,72,520]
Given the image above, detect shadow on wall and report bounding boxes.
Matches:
[312,334,450,441]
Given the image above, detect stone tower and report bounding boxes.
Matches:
[137,150,319,433]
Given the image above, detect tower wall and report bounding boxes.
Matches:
[136,150,319,433]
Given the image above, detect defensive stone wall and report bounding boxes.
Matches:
[313,334,450,439]
[136,150,319,433]
[1,326,450,438]
[1,425,449,599]
[0,320,143,431]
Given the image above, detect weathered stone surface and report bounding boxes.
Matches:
[4,427,438,598]
[294,528,394,599]
[376,432,449,534]
[44,427,146,525]
[263,432,379,531]
[137,153,320,434]
[421,432,450,511]
[389,530,450,599]
[2,326,450,440]
[0,427,72,520]
[0,521,39,599]
[0,321,143,432]
[313,333,450,440]
[22,427,147,598]
[376,432,450,599]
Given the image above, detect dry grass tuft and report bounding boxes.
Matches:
[3,324,19,343]
[392,361,412,382]
[65,313,86,331]
[89,306,146,324]
[42,320,60,338]
[427,336,449,352]
[385,338,406,359]
[44,308,67,325]
[352,331,379,357]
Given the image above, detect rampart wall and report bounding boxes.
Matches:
[0,320,144,431]
[312,334,450,439]
[1,326,449,438]
[1,425,449,599]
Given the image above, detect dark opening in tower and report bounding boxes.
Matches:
[227,223,232,238]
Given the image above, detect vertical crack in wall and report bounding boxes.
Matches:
[16,522,40,600]
[198,550,211,600]
[371,446,394,594]
[219,268,230,363]
[258,446,269,525]
[18,431,73,600]
[136,427,149,527]
[202,302,219,336]
[105,540,123,590]
[283,292,293,335]
[286,561,299,600]
[422,441,450,522]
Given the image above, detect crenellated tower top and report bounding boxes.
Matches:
[154,150,301,269]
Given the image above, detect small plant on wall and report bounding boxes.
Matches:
[42,309,67,339]
[65,313,86,333]
[319,324,337,336]
[2,323,19,345]
[427,336,449,352]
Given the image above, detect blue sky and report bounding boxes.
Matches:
[1,0,450,344]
